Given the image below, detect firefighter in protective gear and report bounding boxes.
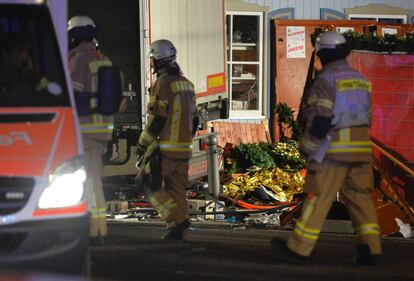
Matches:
[271,31,381,265]
[68,15,112,244]
[137,39,198,240]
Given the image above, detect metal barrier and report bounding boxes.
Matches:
[190,133,221,198]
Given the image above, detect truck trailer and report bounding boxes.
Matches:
[67,0,228,192]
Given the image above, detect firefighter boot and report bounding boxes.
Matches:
[270,237,309,264]
[162,219,190,241]
[355,244,381,266]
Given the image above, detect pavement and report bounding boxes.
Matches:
[89,218,414,281]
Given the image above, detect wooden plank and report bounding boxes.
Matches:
[211,121,271,148]
[235,122,242,144]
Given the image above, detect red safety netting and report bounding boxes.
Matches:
[348,51,414,165]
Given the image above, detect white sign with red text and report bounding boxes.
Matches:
[287,26,306,58]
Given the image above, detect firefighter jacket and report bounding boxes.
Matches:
[68,41,113,141]
[138,72,197,159]
[300,59,372,163]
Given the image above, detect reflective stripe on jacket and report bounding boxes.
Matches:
[300,60,372,163]
[139,73,197,159]
[326,126,372,163]
[69,41,114,140]
[331,70,371,129]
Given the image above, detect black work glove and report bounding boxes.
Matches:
[135,142,147,157]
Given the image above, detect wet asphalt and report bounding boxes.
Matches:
[90,219,414,281]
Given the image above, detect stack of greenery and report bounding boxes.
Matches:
[228,141,305,174]
[311,27,414,54]
[343,31,414,54]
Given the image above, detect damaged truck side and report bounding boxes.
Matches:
[101,0,227,194]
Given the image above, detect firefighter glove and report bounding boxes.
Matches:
[136,142,147,156]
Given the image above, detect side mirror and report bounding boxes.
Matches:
[97,66,123,115]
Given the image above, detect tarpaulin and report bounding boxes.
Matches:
[348,51,414,165]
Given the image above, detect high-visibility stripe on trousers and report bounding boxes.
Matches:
[287,158,381,257]
[145,157,190,226]
[84,138,108,237]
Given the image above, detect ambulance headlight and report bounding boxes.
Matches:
[38,158,86,209]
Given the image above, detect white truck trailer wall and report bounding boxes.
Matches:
[149,0,227,104]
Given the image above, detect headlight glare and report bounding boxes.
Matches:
[38,158,86,209]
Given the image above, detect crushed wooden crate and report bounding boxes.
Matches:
[212,121,271,148]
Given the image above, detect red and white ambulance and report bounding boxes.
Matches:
[0,0,89,275]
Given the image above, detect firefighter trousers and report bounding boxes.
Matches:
[83,138,107,237]
[147,157,189,228]
[287,158,381,257]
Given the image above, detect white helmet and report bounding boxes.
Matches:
[149,39,177,60]
[67,15,96,31]
[315,31,347,52]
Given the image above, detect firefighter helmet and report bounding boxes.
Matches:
[315,31,347,52]
[149,39,177,60]
[67,15,98,42]
[315,31,350,66]
[67,15,96,31]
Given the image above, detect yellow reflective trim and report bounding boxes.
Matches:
[139,130,156,145]
[296,221,320,234]
[158,100,168,109]
[97,114,103,123]
[355,223,380,236]
[72,81,84,91]
[88,60,112,74]
[316,99,334,109]
[147,101,155,110]
[91,208,107,219]
[170,95,182,143]
[159,141,193,151]
[301,196,316,224]
[171,82,178,93]
[308,95,317,104]
[336,79,371,92]
[339,128,351,142]
[355,223,379,231]
[164,199,177,211]
[91,114,105,123]
[157,199,178,218]
[155,205,170,218]
[294,228,319,240]
[308,97,334,110]
[171,81,194,93]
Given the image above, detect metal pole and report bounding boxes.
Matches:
[206,133,220,198]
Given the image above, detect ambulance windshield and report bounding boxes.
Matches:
[0,4,69,107]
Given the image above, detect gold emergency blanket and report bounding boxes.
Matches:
[223,167,305,202]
